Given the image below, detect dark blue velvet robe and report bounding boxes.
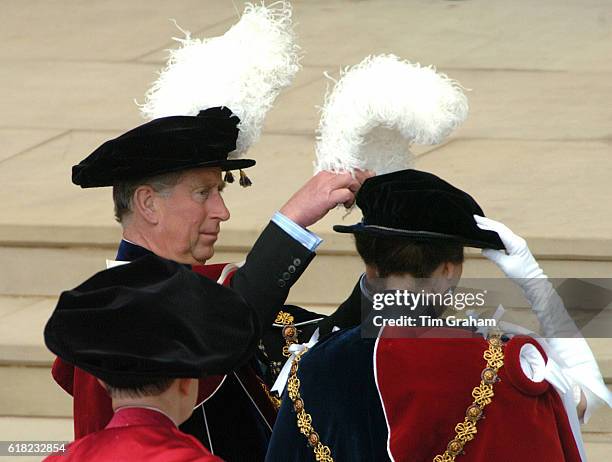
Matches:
[266,327,390,462]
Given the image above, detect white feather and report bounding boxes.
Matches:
[140,2,300,157]
[315,55,468,175]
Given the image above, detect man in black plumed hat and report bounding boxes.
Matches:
[53,107,370,460]
[44,254,255,462]
[266,169,588,462]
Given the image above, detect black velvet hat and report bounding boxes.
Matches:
[44,254,259,387]
[334,169,504,249]
[72,107,255,188]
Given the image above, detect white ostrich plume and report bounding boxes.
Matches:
[315,54,468,175]
[139,2,300,157]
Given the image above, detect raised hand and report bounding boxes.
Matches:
[280,170,374,228]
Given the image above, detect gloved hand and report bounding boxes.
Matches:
[475,215,612,420]
[474,214,573,337]
[473,215,544,280]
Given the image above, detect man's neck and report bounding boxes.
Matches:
[121,226,204,266]
[382,274,422,292]
[112,396,180,427]
[122,228,153,252]
[121,229,175,262]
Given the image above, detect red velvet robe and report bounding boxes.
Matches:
[43,407,222,462]
[376,331,582,461]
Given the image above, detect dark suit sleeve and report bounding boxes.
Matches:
[231,220,315,333]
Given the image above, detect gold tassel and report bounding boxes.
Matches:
[239,169,252,187]
[224,170,235,183]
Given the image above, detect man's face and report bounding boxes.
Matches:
[153,167,230,265]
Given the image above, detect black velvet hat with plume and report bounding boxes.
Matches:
[334,169,504,250]
[72,107,255,188]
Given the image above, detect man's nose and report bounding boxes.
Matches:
[211,193,231,221]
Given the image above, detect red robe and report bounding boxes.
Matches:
[44,407,222,462]
[376,331,582,461]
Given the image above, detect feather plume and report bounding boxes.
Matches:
[140,2,300,158]
[315,54,468,174]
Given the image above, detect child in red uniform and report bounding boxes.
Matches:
[43,254,259,462]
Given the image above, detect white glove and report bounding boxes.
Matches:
[474,215,574,337]
[473,215,541,280]
[475,215,612,420]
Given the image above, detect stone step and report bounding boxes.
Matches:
[583,433,612,462]
[2,223,612,305]
[0,416,72,462]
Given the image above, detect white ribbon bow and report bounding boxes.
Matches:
[271,328,322,395]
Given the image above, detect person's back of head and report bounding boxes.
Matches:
[44,254,259,426]
[334,168,503,293]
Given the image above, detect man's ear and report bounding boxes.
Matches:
[365,264,380,280]
[177,378,193,396]
[442,261,463,281]
[133,185,160,225]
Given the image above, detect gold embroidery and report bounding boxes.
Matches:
[260,381,281,410]
[275,311,295,325]
[263,310,300,409]
[433,332,505,462]
[288,348,334,462]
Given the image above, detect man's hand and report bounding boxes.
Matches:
[280,170,374,228]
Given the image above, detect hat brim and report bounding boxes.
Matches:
[213,158,256,171]
[152,157,256,175]
[74,158,255,188]
[333,223,505,250]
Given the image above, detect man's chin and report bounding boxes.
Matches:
[191,248,215,265]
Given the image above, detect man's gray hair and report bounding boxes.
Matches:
[112,171,184,223]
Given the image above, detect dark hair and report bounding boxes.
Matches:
[112,171,184,223]
[354,234,464,278]
[103,377,175,399]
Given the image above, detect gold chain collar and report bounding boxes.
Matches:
[275,310,298,358]
[287,347,333,462]
[434,331,505,461]
[264,311,299,411]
